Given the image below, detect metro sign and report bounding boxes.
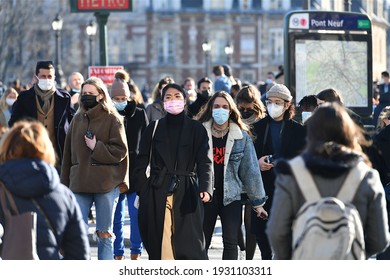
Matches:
[88,66,124,85]
[70,0,132,12]
[289,13,310,29]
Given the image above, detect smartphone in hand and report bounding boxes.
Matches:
[85,130,94,139]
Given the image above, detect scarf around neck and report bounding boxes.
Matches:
[34,84,55,114]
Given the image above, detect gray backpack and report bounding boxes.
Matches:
[288,156,367,260]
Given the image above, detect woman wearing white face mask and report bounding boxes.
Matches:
[251,83,306,260]
[0,87,18,128]
[195,91,268,260]
[133,83,213,260]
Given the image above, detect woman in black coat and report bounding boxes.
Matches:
[133,83,213,260]
[367,106,390,259]
[252,84,306,260]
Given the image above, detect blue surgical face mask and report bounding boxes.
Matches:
[212,108,230,125]
[113,100,127,111]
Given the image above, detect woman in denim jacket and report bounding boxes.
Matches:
[195,91,268,260]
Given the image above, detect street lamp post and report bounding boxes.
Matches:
[52,13,64,88]
[202,40,211,77]
[224,43,234,66]
[86,20,97,66]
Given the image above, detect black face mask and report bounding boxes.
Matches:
[81,94,99,109]
[240,109,255,119]
[200,90,210,99]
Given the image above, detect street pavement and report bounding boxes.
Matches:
[87,204,262,260]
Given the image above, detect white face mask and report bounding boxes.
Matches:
[6,98,16,106]
[38,79,54,91]
[267,103,285,119]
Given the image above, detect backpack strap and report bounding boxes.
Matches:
[337,161,369,202]
[288,156,321,203]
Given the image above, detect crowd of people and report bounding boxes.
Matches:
[0,60,390,260]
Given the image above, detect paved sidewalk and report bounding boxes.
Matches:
[87,205,261,260]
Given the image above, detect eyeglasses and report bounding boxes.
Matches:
[265,100,285,106]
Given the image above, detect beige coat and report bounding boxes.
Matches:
[60,104,128,193]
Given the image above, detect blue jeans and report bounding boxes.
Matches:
[74,187,119,260]
[113,192,143,257]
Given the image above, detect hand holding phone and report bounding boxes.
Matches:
[85,130,94,140]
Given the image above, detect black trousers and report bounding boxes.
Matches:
[203,195,242,260]
[251,211,273,260]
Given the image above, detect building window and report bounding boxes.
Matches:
[269,28,283,63]
[153,0,177,10]
[240,0,252,10]
[263,0,289,10]
[209,30,228,63]
[240,35,255,56]
[206,0,233,10]
[158,31,175,64]
[132,35,146,62]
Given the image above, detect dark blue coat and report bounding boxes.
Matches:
[0,159,90,259]
[8,87,74,163]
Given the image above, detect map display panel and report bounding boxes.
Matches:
[295,39,368,108]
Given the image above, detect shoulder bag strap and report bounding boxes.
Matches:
[32,198,59,246]
[288,155,321,203]
[148,119,159,165]
[0,181,19,217]
[337,161,369,202]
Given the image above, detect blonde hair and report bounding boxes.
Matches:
[78,77,122,119]
[0,120,56,165]
[377,106,390,132]
[0,87,18,110]
[128,83,145,105]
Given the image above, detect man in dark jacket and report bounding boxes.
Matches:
[252,84,306,260]
[186,77,213,118]
[8,61,74,168]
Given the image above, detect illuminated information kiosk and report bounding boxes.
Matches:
[284,11,372,117]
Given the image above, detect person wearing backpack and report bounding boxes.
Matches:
[266,102,390,259]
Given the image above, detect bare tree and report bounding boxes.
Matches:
[0,0,51,85]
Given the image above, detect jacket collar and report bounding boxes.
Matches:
[84,103,105,119]
[204,120,243,140]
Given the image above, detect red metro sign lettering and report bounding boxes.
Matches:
[75,0,131,11]
[88,66,124,85]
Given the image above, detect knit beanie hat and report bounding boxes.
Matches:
[110,78,130,98]
[266,84,292,102]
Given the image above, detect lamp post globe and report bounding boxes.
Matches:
[51,13,64,88]
[224,43,234,65]
[86,20,97,66]
[202,40,211,77]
